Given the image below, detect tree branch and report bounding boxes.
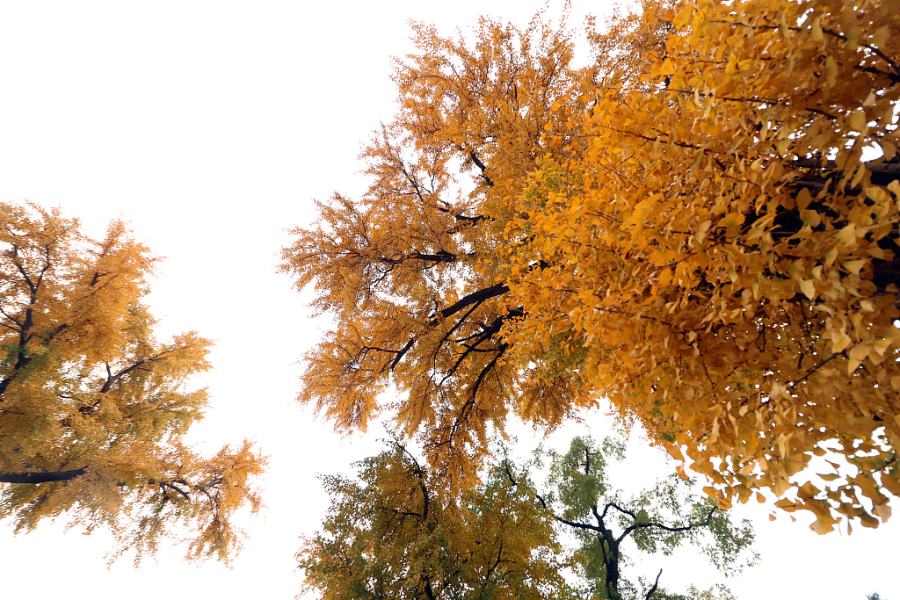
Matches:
[618,506,718,544]
[645,569,663,600]
[430,282,510,324]
[468,150,495,188]
[0,468,87,484]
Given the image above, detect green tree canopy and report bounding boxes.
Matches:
[528,436,757,600]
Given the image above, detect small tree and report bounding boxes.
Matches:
[501,436,757,600]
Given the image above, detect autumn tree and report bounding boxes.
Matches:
[282,0,900,529]
[504,0,900,532]
[0,201,266,564]
[299,435,756,600]
[280,10,595,487]
[297,439,570,600]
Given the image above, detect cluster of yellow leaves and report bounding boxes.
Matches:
[0,202,265,563]
[504,0,900,532]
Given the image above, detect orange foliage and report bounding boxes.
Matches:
[281,14,588,486]
[0,202,265,563]
[507,0,900,532]
[284,0,900,531]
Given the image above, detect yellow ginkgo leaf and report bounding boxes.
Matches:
[842,259,866,276]
[849,110,868,133]
[799,279,816,300]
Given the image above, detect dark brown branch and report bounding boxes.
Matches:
[0,305,24,329]
[444,309,521,382]
[645,569,663,600]
[434,205,489,226]
[787,352,843,390]
[431,282,510,324]
[381,250,459,265]
[388,337,417,372]
[469,343,508,400]
[0,468,87,484]
[706,19,900,78]
[0,343,32,399]
[468,150,495,188]
[792,157,900,176]
[158,480,191,500]
[393,441,430,521]
[99,358,155,393]
[434,299,486,355]
[617,506,718,544]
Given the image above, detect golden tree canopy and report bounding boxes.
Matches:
[283,0,900,531]
[281,13,590,485]
[0,202,266,564]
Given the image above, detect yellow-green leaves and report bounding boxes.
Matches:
[297,442,567,600]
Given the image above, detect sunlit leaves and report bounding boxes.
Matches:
[284,0,899,531]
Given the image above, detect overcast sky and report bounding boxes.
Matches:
[0,2,897,599]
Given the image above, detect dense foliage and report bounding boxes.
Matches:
[282,0,900,530]
[281,9,589,487]
[299,436,756,600]
[0,202,266,564]
[506,0,900,532]
[298,440,568,600]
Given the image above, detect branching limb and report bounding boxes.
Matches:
[645,569,663,600]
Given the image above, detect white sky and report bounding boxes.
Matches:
[0,2,897,599]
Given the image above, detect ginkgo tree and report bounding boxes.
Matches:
[298,439,570,600]
[0,201,266,564]
[282,0,900,530]
[298,435,756,600]
[281,10,592,487]
[529,436,756,600]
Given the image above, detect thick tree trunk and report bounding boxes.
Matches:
[605,537,621,600]
[0,468,86,483]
